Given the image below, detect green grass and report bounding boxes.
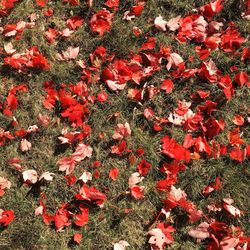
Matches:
[0,0,250,249]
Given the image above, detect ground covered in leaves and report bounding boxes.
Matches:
[0,0,250,249]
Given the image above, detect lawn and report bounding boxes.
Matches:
[0,0,249,249]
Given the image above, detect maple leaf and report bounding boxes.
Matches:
[148,223,175,249]
[141,37,156,51]
[232,115,244,126]
[97,92,108,102]
[222,198,243,218]
[176,15,208,43]
[73,233,82,244]
[66,15,84,30]
[161,79,174,94]
[90,9,114,36]
[111,140,128,155]
[39,172,55,182]
[202,177,222,196]
[35,205,44,216]
[72,143,93,162]
[106,80,126,91]
[0,209,14,227]
[166,16,181,31]
[128,172,144,188]
[4,42,16,54]
[54,205,71,231]
[22,169,38,184]
[228,128,245,146]
[234,71,249,86]
[200,0,223,19]
[56,47,79,61]
[8,158,22,171]
[166,53,184,71]
[113,240,130,250]
[75,185,106,205]
[130,185,144,199]
[44,28,58,44]
[229,147,246,162]
[154,15,167,31]
[37,113,50,127]
[109,168,119,181]
[0,177,11,197]
[137,159,151,176]
[79,172,92,183]
[74,207,89,227]
[112,122,131,140]
[188,222,210,242]
[220,236,240,250]
[144,107,154,120]
[44,7,53,17]
[36,0,48,7]
[57,156,77,175]
[61,28,74,38]
[148,228,166,250]
[161,135,190,163]
[156,177,177,193]
[105,0,119,9]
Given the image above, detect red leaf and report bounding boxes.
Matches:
[64,175,77,186]
[156,177,177,192]
[6,93,18,110]
[109,168,119,181]
[104,0,119,9]
[148,223,175,249]
[136,147,145,156]
[166,53,184,71]
[232,115,244,126]
[97,92,108,102]
[141,37,156,51]
[90,9,114,36]
[0,177,11,197]
[64,0,79,6]
[58,157,76,175]
[0,209,14,227]
[57,47,79,60]
[44,8,53,17]
[74,207,89,227]
[54,206,71,231]
[161,79,174,94]
[144,108,154,120]
[72,143,93,162]
[188,222,210,242]
[66,15,84,30]
[229,147,246,162]
[234,72,249,86]
[130,185,144,199]
[73,233,82,244]
[202,177,222,195]
[162,136,190,163]
[137,159,151,176]
[75,185,106,205]
[222,198,243,218]
[200,0,223,19]
[112,123,131,140]
[36,0,48,7]
[228,128,245,146]
[166,15,181,31]
[111,140,128,155]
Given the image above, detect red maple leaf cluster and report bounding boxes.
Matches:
[0,0,249,248]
